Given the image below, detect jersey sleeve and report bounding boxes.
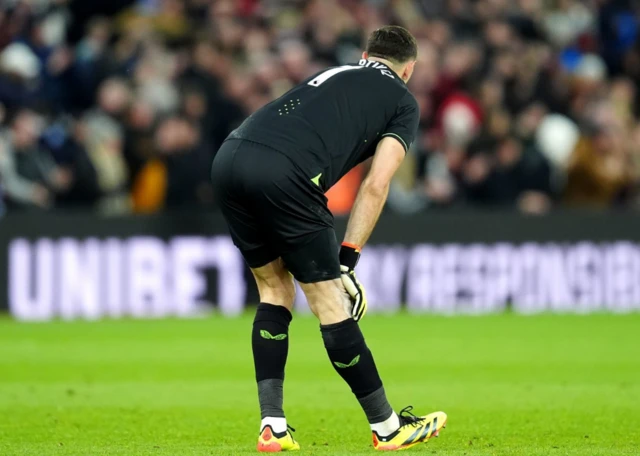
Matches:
[381,91,420,153]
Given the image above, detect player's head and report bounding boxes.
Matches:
[363,25,418,83]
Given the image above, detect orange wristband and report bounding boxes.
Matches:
[341,242,361,253]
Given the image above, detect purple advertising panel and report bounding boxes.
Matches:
[2,212,640,320]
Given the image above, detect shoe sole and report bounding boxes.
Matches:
[257,442,300,453]
[375,420,447,451]
[257,441,283,452]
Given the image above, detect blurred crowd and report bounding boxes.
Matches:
[0,0,639,216]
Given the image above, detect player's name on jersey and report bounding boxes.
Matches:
[359,59,395,78]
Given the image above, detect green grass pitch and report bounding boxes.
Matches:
[1,313,639,456]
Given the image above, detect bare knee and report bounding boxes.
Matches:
[252,259,296,311]
[300,279,351,325]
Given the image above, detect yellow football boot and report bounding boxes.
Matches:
[373,407,447,451]
[257,425,300,452]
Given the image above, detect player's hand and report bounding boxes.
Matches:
[339,243,367,322]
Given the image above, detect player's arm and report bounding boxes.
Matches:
[339,91,419,321]
[343,137,405,248]
[338,137,405,321]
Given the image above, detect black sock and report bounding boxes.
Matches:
[321,318,394,423]
[252,303,292,418]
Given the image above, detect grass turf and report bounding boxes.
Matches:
[0,313,639,456]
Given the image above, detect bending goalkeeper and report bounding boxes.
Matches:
[211,25,447,452]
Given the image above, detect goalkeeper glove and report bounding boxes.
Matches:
[339,243,367,322]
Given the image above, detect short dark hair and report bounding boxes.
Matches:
[366,26,418,64]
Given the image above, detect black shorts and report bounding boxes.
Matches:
[211,139,340,283]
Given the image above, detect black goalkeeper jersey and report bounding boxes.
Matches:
[227,59,419,191]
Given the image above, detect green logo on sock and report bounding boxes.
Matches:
[334,355,360,369]
[260,330,287,341]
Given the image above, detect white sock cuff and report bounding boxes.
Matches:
[261,417,287,434]
[370,411,400,437]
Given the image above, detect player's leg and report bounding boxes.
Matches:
[298,277,401,433]
[212,140,299,451]
[283,231,398,432]
[249,258,296,433]
[221,250,300,452]
[220,246,299,452]
[287,230,447,451]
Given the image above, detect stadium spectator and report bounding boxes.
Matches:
[0,0,640,215]
[132,115,213,212]
[0,109,70,209]
[564,122,633,208]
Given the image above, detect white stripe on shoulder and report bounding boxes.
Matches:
[381,133,408,151]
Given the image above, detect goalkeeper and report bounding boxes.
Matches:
[211,25,447,452]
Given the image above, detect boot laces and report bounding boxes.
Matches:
[398,406,425,428]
